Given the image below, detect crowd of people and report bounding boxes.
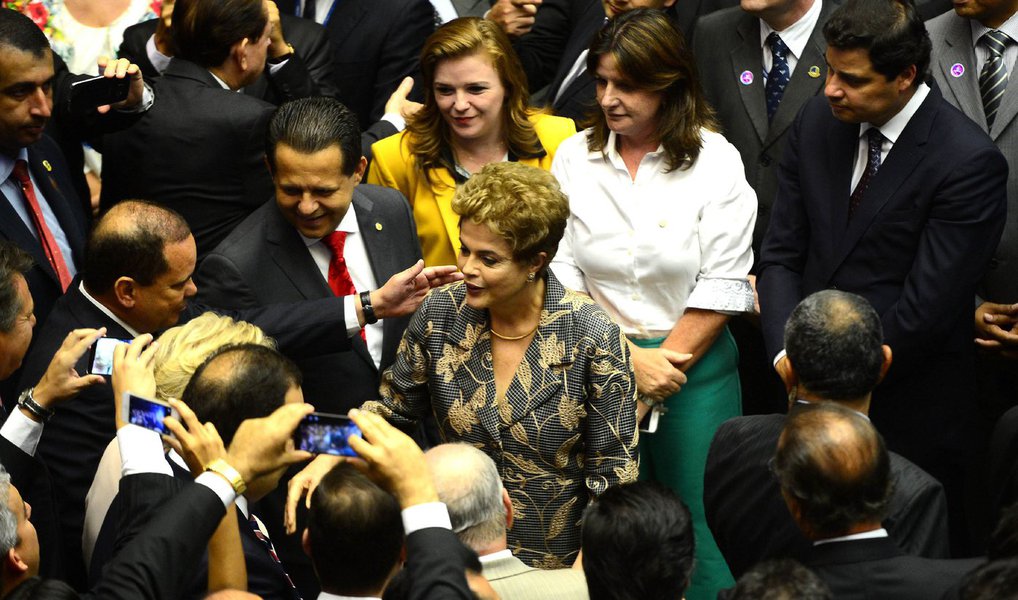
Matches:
[0,0,1016,597]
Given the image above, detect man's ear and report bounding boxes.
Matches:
[113,277,139,308]
[877,345,893,383]
[5,547,28,576]
[351,156,368,184]
[502,488,513,530]
[301,528,312,558]
[234,38,251,72]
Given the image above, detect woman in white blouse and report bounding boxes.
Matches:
[550,9,757,600]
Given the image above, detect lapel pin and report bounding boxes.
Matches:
[808,65,821,78]
[950,63,965,77]
[740,70,754,85]
[375,222,383,231]
[42,160,52,172]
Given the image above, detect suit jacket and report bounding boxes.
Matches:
[195,186,420,413]
[0,135,88,329]
[0,436,62,580]
[757,86,1007,466]
[117,14,341,103]
[405,528,476,600]
[804,537,981,600]
[16,280,351,590]
[363,274,638,568]
[99,58,276,260]
[481,552,589,600]
[274,0,434,131]
[928,11,1018,302]
[693,3,834,257]
[703,413,950,579]
[367,113,576,266]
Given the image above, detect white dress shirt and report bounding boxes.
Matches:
[550,129,757,338]
[759,0,823,77]
[971,11,1018,75]
[302,204,383,369]
[851,83,931,191]
[814,527,889,546]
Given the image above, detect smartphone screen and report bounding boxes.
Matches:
[70,75,130,110]
[88,337,130,376]
[293,413,361,457]
[124,392,174,435]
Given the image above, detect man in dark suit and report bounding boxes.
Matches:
[196,97,421,416]
[693,0,834,416]
[757,0,1008,544]
[15,198,458,591]
[117,0,341,103]
[773,403,981,598]
[273,0,434,132]
[705,290,950,579]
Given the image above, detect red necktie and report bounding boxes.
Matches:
[11,160,72,291]
[322,231,365,341]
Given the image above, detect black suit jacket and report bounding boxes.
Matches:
[274,0,434,131]
[703,413,950,578]
[0,436,62,580]
[99,58,276,260]
[757,86,1007,467]
[117,14,341,103]
[195,186,421,414]
[16,281,351,590]
[405,528,476,600]
[693,3,834,257]
[804,537,980,600]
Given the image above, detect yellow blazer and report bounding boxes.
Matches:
[367,113,577,266]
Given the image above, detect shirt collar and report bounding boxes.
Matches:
[758,0,823,60]
[207,70,234,91]
[79,281,141,338]
[0,147,28,184]
[590,131,665,172]
[860,82,930,144]
[793,399,870,421]
[478,549,514,564]
[300,203,359,248]
[317,593,382,600]
[970,10,1018,49]
[814,528,889,545]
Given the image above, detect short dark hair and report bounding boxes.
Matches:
[171,0,267,68]
[823,0,931,86]
[729,559,833,600]
[83,200,192,295]
[990,502,1018,561]
[182,343,301,446]
[774,403,893,538]
[0,8,51,56]
[0,242,33,333]
[784,290,884,400]
[960,558,1018,600]
[308,463,404,595]
[582,481,694,600]
[265,97,362,176]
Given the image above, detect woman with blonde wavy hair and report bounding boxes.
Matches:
[367,17,576,267]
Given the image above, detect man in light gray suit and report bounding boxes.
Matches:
[692,0,836,415]
[425,443,589,600]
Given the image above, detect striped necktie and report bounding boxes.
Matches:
[980,29,1012,129]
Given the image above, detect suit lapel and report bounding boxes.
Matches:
[324,0,366,33]
[353,191,400,370]
[826,117,859,261]
[549,3,604,104]
[26,148,86,264]
[264,204,334,299]
[434,172,464,258]
[732,17,769,144]
[764,6,830,148]
[448,299,503,442]
[0,190,59,285]
[936,17,986,132]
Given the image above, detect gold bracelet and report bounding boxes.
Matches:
[204,458,247,495]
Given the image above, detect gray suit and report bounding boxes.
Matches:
[482,553,589,600]
[693,2,835,254]
[928,11,1018,302]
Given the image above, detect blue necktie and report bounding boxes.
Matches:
[849,128,884,219]
[765,32,791,121]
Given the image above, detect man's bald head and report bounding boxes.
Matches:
[84,200,192,295]
[773,403,892,539]
[425,444,508,552]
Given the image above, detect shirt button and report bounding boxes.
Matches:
[658,220,668,228]
[631,293,640,300]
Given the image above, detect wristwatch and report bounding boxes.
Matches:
[204,458,247,495]
[360,291,379,325]
[17,387,55,422]
[267,43,295,65]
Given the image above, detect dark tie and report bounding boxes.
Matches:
[247,514,302,599]
[765,32,791,121]
[980,30,1011,129]
[300,0,316,20]
[849,128,884,218]
[322,231,365,341]
[10,160,72,290]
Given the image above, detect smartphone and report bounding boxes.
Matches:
[122,392,176,435]
[293,412,361,457]
[87,337,131,376]
[70,75,130,110]
[639,406,662,434]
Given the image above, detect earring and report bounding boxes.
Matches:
[527,272,536,282]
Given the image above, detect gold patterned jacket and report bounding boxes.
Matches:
[364,273,638,568]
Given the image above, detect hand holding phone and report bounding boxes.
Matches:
[122,392,177,435]
[293,413,361,457]
[70,75,130,111]
[88,337,131,376]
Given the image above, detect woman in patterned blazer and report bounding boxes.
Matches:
[289,163,638,569]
